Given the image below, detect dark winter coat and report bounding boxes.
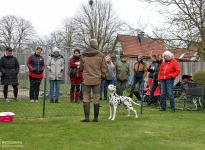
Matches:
[153,59,162,82]
[132,61,147,79]
[147,61,158,78]
[0,54,19,85]
[27,53,45,79]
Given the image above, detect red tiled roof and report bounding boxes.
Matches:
[116,34,166,57]
[169,48,197,61]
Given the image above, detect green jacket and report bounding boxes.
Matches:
[115,60,130,81]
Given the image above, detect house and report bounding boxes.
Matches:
[169,48,199,62]
[111,33,167,61]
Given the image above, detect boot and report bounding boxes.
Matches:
[50,98,54,103]
[80,102,90,122]
[92,104,100,122]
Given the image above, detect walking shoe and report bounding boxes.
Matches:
[5,98,9,102]
[55,99,58,103]
[15,98,20,101]
[35,100,39,102]
[50,98,54,103]
[159,107,166,111]
[30,100,34,102]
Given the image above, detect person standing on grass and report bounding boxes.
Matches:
[146,54,163,107]
[27,47,45,103]
[158,51,180,112]
[115,53,130,96]
[129,55,147,99]
[0,47,20,102]
[69,49,83,103]
[104,54,116,99]
[80,39,107,122]
[46,47,64,103]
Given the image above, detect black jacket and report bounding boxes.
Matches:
[147,61,158,78]
[0,54,19,85]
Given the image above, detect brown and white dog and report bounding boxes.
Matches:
[107,84,141,120]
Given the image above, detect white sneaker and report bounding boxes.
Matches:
[5,99,9,102]
[15,98,21,101]
[30,100,34,102]
[35,100,39,102]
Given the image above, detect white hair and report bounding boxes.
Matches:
[163,51,174,60]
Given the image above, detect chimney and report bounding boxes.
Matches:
[138,32,144,44]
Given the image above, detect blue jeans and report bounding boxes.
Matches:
[160,79,175,110]
[49,80,61,99]
[100,79,106,99]
[130,77,143,97]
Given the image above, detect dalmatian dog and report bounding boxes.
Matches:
[107,84,141,120]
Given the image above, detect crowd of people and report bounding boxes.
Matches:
[0,39,180,122]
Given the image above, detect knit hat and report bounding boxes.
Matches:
[52,47,60,53]
[6,47,13,51]
[74,49,80,54]
[137,55,143,59]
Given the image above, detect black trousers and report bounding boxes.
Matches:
[29,77,42,100]
[3,84,18,99]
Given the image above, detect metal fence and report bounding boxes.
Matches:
[0,41,204,119]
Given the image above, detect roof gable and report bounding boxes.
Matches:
[116,34,166,57]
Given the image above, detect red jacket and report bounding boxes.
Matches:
[69,56,83,77]
[158,58,180,80]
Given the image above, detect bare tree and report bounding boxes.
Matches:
[0,15,35,48]
[140,0,205,60]
[73,0,126,53]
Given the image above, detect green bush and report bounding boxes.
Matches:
[192,70,205,86]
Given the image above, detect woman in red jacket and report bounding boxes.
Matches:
[158,51,180,112]
[69,49,83,103]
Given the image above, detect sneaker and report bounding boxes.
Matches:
[5,98,9,102]
[55,99,58,103]
[30,100,34,102]
[15,98,20,101]
[159,107,166,111]
[35,100,39,102]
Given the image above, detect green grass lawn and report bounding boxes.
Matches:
[0,111,205,150]
[1,84,205,149]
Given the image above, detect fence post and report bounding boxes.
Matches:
[42,78,47,117]
[202,84,204,112]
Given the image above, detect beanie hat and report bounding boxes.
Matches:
[137,55,143,59]
[6,47,13,51]
[74,49,80,54]
[52,47,60,53]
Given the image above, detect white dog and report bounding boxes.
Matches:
[107,84,141,120]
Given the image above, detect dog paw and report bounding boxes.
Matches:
[108,117,111,119]
[135,116,138,118]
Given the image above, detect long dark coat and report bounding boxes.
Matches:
[0,54,19,85]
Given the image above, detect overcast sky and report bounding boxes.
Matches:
[0,0,163,36]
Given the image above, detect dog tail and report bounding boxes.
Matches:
[132,99,141,106]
